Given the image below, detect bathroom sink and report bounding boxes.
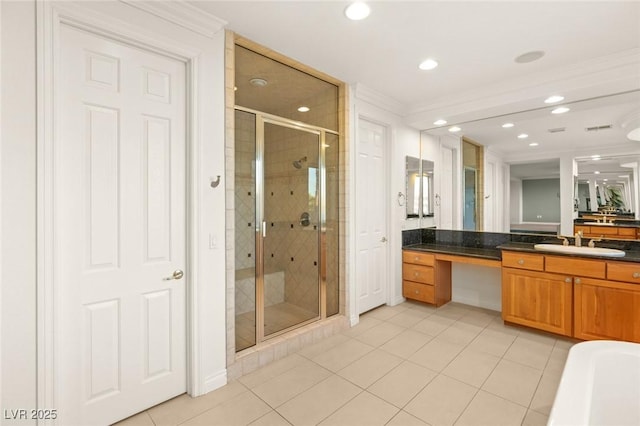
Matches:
[533,244,625,257]
[584,222,615,226]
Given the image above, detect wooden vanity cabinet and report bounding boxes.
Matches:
[574,224,640,240]
[574,261,640,343]
[402,250,451,306]
[501,252,573,336]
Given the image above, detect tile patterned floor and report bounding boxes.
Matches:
[115,301,575,426]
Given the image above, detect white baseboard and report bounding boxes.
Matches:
[349,313,359,327]
[203,369,227,394]
[390,296,406,306]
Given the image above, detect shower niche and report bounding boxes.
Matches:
[234,45,340,352]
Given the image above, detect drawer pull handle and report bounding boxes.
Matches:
[414,272,419,277]
[517,259,525,265]
[575,278,581,284]
[565,278,572,283]
[633,272,640,279]
[415,290,419,294]
[414,257,420,261]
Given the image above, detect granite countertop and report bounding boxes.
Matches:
[498,241,640,263]
[575,220,640,228]
[403,243,501,261]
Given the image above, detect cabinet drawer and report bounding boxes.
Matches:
[607,261,640,284]
[574,225,591,234]
[502,251,544,271]
[402,264,435,284]
[591,226,618,236]
[617,228,637,238]
[545,255,606,279]
[403,250,435,266]
[403,280,435,304]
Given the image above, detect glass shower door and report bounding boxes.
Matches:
[260,121,320,337]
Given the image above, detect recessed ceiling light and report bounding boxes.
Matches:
[619,175,629,178]
[594,171,600,174]
[529,142,539,147]
[448,126,461,133]
[297,106,310,112]
[502,123,514,128]
[434,119,447,126]
[603,179,608,182]
[249,78,268,87]
[591,154,601,158]
[514,50,545,64]
[517,133,528,139]
[544,95,564,104]
[551,106,570,114]
[419,59,438,71]
[345,2,370,20]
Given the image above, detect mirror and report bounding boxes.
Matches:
[576,154,638,217]
[420,89,640,239]
[405,156,435,219]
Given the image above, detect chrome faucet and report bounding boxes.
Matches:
[574,230,583,247]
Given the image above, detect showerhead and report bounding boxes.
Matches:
[292,156,307,169]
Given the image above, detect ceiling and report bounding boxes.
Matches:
[192,1,640,165]
[193,1,640,118]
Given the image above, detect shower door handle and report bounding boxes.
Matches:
[262,221,266,238]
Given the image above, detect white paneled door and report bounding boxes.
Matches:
[356,119,388,314]
[56,25,186,425]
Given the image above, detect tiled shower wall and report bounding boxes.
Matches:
[225,33,350,379]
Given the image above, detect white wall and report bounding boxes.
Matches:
[1,2,228,419]
[452,264,502,311]
[1,1,37,420]
[350,85,421,315]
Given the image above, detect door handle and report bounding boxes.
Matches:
[381,237,387,243]
[164,269,184,281]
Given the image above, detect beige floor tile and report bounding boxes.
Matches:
[251,362,332,407]
[442,348,500,387]
[482,359,542,407]
[408,337,466,372]
[240,354,313,389]
[404,375,477,426]
[353,321,406,347]
[486,317,521,336]
[411,315,455,336]
[387,310,426,328]
[503,335,554,370]
[297,333,350,360]
[386,410,430,426]
[277,375,361,426]
[249,410,292,426]
[432,304,469,320]
[113,411,155,426]
[380,329,433,359]
[337,348,402,388]
[522,409,549,426]
[147,382,247,426]
[181,391,271,426]
[368,361,437,408]
[403,301,437,316]
[529,371,561,415]
[341,316,383,338]
[365,305,406,321]
[466,327,517,357]
[544,345,570,375]
[312,338,375,372]
[318,391,398,426]
[437,321,484,345]
[455,390,526,426]
[457,309,499,328]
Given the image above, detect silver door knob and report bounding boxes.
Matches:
[381,237,387,243]
[164,269,184,281]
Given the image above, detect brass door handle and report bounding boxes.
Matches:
[164,269,184,281]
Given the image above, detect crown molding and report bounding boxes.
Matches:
[120,0,227,38]
[354,83,408,117]
[406,48,640,129]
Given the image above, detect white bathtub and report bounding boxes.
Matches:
[549,340,640,426]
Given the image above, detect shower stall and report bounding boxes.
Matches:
[234,108,340,351]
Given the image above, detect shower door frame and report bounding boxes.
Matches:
[236,106,339,345]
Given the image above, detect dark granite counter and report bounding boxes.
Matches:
[402,229,640,263]
[574,219,640,228]
[402,243,501,260]
[498,241,640,263]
